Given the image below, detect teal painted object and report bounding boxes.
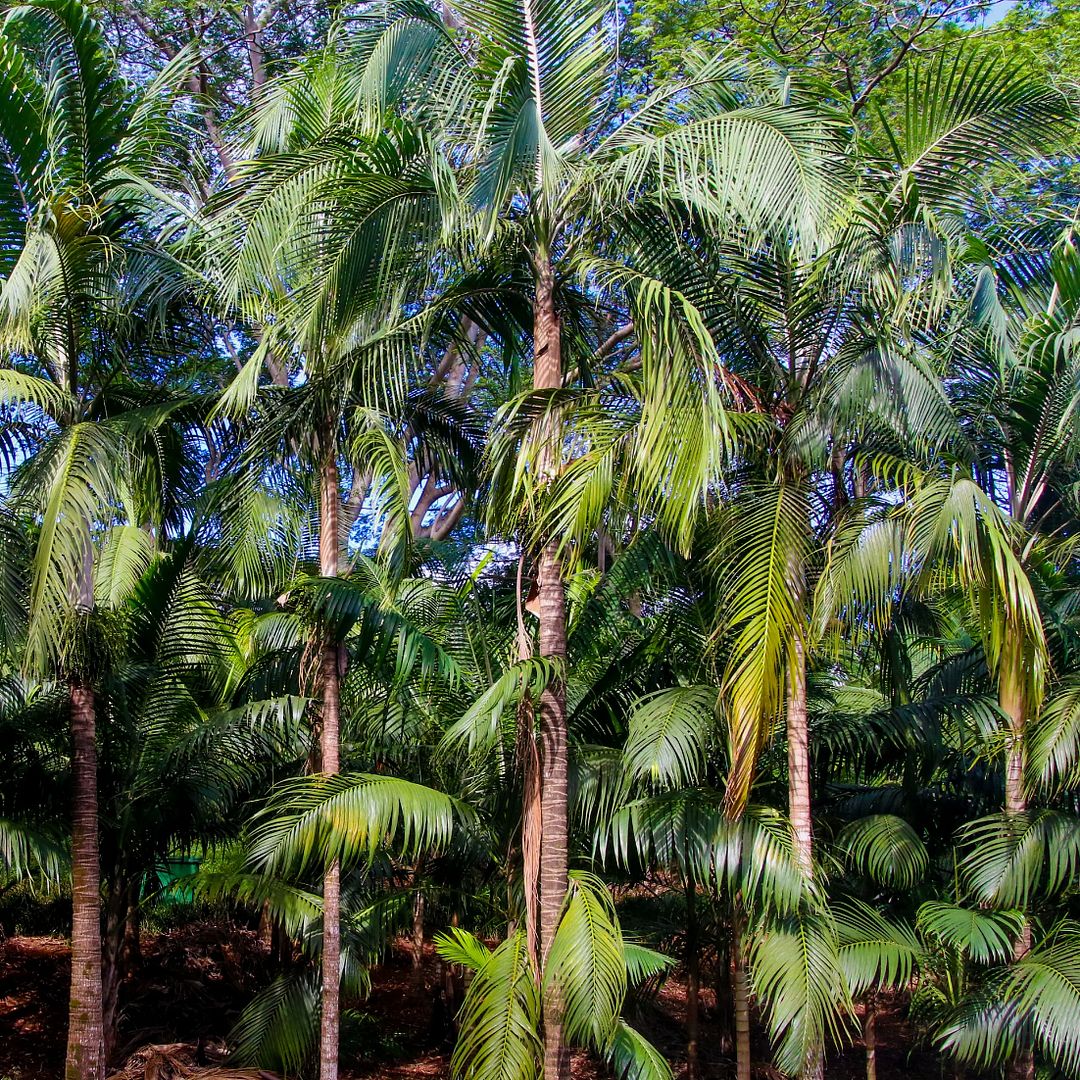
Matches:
[154,856,201,903]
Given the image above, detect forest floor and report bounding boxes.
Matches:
[0,924,941,1079]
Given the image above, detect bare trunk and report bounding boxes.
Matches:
[258,899,274,948]
[517,553,543,975]
[102,882,127,1063]
[1001,620,1035,1080]
[272,917,292,965]
[538,542,569,1080]
[787,634,813,878]
[319,452,342,1080]
[733,912,751,1080]
[685,879,700,1080]
[520,701,542,976]
[66,678,104,1080]
[788,624,823,1080]
[411,878,426,984]
[864,998,877,1080]
[534,256,571,1080]
[1001,620,1027,818]
[123,878,141,972]
[714,923,734,1054]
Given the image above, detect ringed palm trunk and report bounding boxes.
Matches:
[534,254,571,1080]
[67,674,104,1080]
[319,450,343,1080]
[787,632,813,878]
[102,878,129,1062]
[863,995,878,1080]
[1000,618,1035,1080]
[733,909,751,1080]
[786,589,823,1080]
[685,876,701,1079]
[516,553,543,975]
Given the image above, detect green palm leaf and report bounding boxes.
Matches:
[248,773,473,874]
[437,928,542,1080]
[837,814,928,890]
[916,901,1023,964]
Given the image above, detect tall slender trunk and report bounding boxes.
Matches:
[517,553,542,976]
[1001,619,1028,819]
[521,705,542,975]
[123,878,141,972]
[411,868,426,984]
[733,910,751,1080]
[787,633,813,877]
[863,996,877,1080]
[685,878,701,1080]
[67,677,104,1080]
[534,255,571,1080]
[319,451,343,1080]
[1001,620,1035,1080]
[787,601,823,1080]
[102,880,128,1062]
[714,920,734,1054]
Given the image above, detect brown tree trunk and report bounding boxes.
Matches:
[733,911,751,1080]
[787,623,823,1080]
[787,634,813,878]
[319,451,343,1080]
[864,997,877,1080]
[517,552,542,976]
[1001,620,1035,1080]
[102,881,127,1063]
[534,255,571,1080]
[258,899,274,949]
[685,878,701,1080]
[714,922,734,1054]
[273,918,293,965]
[66,677,104,1080]
[123,878,141,972]
[411,873,426,984]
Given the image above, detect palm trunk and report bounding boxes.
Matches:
[788,619,823,1080]
[1001,619,1028,819]
[123,878,141,972]
[714,921,734,1054]
[102,880,127,1063]
[66,676,104,1080]
[733,911,751,1080]
[319,451,343,1080]
[863,996,877,1080]
[259,899,274,948]
[412,871,426,984]
[787,633,813,877]
[516,553,543,975]
[685,878,701,1080]
[534,255,571,1080]
[1001,620,1035,1080]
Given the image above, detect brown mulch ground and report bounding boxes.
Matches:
[0,928,940,1079]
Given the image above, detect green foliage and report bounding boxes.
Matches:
[2,3,1080,1080]
[837,814,929,889]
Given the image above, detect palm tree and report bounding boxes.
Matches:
[205,44,486,1071]
[0,4,200,1074]
[890,219,1080,1080]
[210,8,839,1070]
[199,558,480,1073]
[606,47,1069,1076]
[351,6,842,1069]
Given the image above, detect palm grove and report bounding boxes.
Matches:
[1,1,1079,1078]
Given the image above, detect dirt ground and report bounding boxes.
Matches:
[0,926,940,1079]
